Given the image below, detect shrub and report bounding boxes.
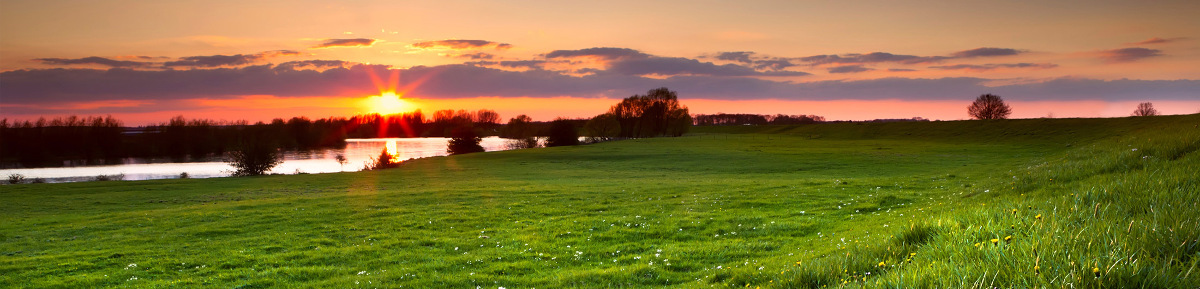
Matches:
[504,137,540,150]
[366,148,401,170]
[7,174,25,184]
[546,119,580,147]
[447,126,485,155]
[93,173,124,181]
[227,141,283,177]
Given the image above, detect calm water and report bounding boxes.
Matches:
[1,137,513,183]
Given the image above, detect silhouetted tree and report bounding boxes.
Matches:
[585,113,621,140]
[609,87,691,137]
[227,141,282,176]
[967,93,1012,120]
[475,109,500,125]
[545,118,580,147]
[1132,102,1159,116]
[500,114,538,149]
[447,126,485,155]
[500,115,536,138]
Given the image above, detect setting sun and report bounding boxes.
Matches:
[363,92,415,115]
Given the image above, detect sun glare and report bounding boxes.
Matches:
[365,92,413,115]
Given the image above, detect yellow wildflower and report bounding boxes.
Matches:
[991,238,999,244]
[878,261,886,267]
[1035,214,1042,220]
[1004,235,1012,242]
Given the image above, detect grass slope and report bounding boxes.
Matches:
[1,115,1197,288]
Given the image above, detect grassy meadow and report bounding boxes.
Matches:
[1,115,1197,288]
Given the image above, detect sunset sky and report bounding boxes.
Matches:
[2,0,1198,125]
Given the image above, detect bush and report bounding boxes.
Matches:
[227,141,283,177]
[447,126,485,155]
[7,174,25,184]
[366,147,401,170]
[504,137,540,150]
[93,173,124,181]
[546,119,580,147]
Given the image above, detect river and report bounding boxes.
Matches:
[0,137,514,183]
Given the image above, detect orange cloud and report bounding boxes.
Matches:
[1125,37,1186,46]
[411,39,512,50]
[313,38,377,48]
[1096,47,1162,63]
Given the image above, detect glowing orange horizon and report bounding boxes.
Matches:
[362,92,418,115]
[8,95,1198,126]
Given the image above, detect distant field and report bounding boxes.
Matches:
[2,115,1197,288]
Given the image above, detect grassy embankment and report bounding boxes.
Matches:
[1,115,1197,288]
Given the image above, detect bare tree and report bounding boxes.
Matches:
[1132,102,1159,116]
[967,93,1012,120]
[334,154,348,171]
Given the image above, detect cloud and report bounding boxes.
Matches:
[543,47,651,60]
[929,63,1058,71]
[451,52,496,60]
[951,47,1024,58]
[1126,37,1185,45]
[888,68,917,72]
[828,65,874,74]
[411,39,512,50]
[606,57,809,77]
[543,47,807,77]
[163,50,299,67]
[34,56,152,68]
[3,63,1198,111]
[497,60,547,69]
[1097,47,1163,62]
[715,51,754,63]
[752,59,795,71]
[798,52,949,66]
[313,38,377,48]
[273,60,352,71]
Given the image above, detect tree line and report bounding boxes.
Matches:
[0,109,502,168]
[693,113,826,126]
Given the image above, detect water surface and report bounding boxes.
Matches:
[1,137,511,183]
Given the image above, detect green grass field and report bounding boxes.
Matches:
[2,115,1197,288]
